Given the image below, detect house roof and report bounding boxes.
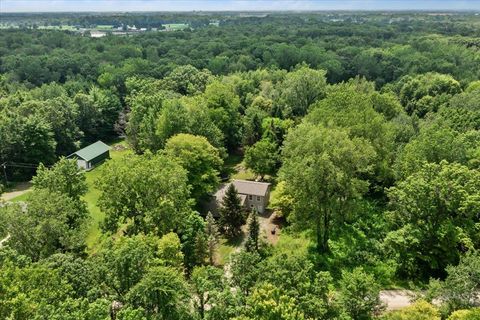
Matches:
[213,180,270,205]
[68,141,110,162]
[232,180,270,196]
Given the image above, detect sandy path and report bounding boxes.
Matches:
[0,182,32,201]
[380,290,416,310]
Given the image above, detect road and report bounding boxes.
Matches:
[380,290,415,310]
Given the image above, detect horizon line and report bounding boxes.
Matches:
[2,9,480,13]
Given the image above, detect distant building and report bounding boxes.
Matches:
[90,31,107,38]
[210,179,271,215]
[68,141,110,170]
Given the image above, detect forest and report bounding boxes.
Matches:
[0,11,480,320]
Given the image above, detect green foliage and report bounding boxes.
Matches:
[242,283,305,320]
[395,123,480,178]
[448,308,480,320]
[0,261,75,319]
[126,266,192,319]
[386,162,480,279]
[96,153,193,236]
[32,157,87,200]
[94,233,185,299]
[0,111,56,177]
[230,250,262,296]
[261,117,294,146]
[243,105,268,146]
[429,252,480,314]
[280,123,375,252]
[191,265,225,319]
[307,80,399,188]
[381,300,440,320]
[164,133,223,204]
[162,64,212,95]
[203,80,242,150]
[0,190,87,260]
[2,12,480,317]
[205,212,220,265]
[244,139,279,180]
[398,72,461,117]
[245,209,260,252]
[339,267,383,320]
[278,65,327,118]
[219,183,246,237]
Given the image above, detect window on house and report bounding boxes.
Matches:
[250,204,254,208]
[248,195,253,200]
[257,196,261,201]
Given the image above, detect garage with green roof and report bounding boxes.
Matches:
[67,141,110,170]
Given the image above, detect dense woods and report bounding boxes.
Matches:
[1,11,480,319]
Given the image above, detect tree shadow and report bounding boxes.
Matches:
[225,232,245,247]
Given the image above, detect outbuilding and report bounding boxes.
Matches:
[68,141,110,170]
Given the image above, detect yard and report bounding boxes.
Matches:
[83,141,131,250]
[3,143,284,261]
[3,140,131,251]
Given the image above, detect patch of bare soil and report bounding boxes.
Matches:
[111,144,128,151]
[258,210,285,245]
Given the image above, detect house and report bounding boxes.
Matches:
[211,179,271,214]
[67,141,110,170]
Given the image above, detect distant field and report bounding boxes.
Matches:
[0,24,19,29]
[38,25,77,31]
[163,23,189,30]
[96,25,115,30]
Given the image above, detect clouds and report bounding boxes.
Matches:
[1,0,479,12]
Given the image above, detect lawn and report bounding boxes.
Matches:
[223,153,256,181]
[8,140,131,251]
[163,23,189,31]
[84,141,131,250]
[96,25,114,30]
[217,233,245,265]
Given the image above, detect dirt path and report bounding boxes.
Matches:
[0,234,11,248]
[0,182,32,201]
[380,290,416,310]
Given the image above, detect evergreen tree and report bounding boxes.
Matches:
[245,208,260,252]
[194,231,208,266]
[205,212,219,265]
[219,184,245,237]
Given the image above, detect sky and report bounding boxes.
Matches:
[1,0,480,13]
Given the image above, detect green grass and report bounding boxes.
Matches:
[231,165,256,180]
[274,232,311,255]
[223,153,256,181]
[10,192,30,202]
[217,233,245,265]
[8,140,131,251]
[163,23,189,30]
[96,25,114,30]
[84,141,131,250]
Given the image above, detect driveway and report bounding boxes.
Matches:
[380,290,416,310]
[0,182,31,201]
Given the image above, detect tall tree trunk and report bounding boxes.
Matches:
[323,209,329,253]
[316,212,323,253]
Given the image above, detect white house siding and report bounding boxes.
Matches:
[77,159,87,170]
